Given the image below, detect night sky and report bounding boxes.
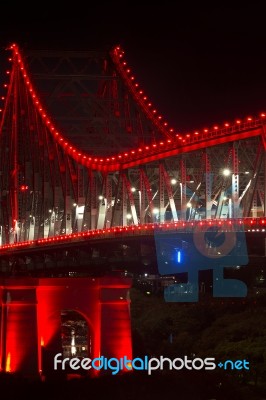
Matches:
[1,3,266,134]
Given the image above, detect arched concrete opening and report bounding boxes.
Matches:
[61,310,91,359]
[58,309,92,379]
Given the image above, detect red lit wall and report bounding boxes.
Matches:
[0,276,132,378]
[100,280,132,362]
[0,280,38,376]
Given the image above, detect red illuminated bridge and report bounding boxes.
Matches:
[0,44,265,378]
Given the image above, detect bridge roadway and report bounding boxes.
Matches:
[0,218,264,282]
[0,217,265,254]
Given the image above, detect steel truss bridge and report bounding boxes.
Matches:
[0,44,265,275]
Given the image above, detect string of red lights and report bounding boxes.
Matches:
[0,217,264,253]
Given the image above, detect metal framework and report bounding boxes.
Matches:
[0,44,266,246]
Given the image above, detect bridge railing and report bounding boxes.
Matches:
[114,117,264,165]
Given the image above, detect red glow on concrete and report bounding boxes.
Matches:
[100,279,132,365]
[0,277,132,378]
[2,284,39,374]
[6,352,11,372]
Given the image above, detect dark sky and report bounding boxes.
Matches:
[1,3,266,134]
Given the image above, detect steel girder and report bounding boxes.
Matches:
[23,48,169,156]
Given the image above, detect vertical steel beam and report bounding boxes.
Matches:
[82,170,91,231]
[232,144,240,218]
[90,172,97,231]
[110,171,122,227]
[65,168,72,235]
[122,176,128,226]
[159,163,178,222]
[180,158,187,220]
[242,145,263,217]
[83,170,98,230]
[96,173,107,229]
[159,163,165,223]
[139,170,146,224]
[140,168,155,222]
[205,151,212,219]
[105,174,112,228]
[252,192,257,218]
[122,173,138,225]
[75,167,85,232]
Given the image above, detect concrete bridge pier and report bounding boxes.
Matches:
[0,276,132,379]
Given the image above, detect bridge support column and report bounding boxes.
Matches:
[100,278,132,362]
[0,276,132,379]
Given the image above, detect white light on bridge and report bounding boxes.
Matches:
[126,213,132,219]
[130,187,136,192]
[152,208,159,214]
[98,195,104,200]
[187,202,192,208]
[171,178,177,185]
[223,168,231,176]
